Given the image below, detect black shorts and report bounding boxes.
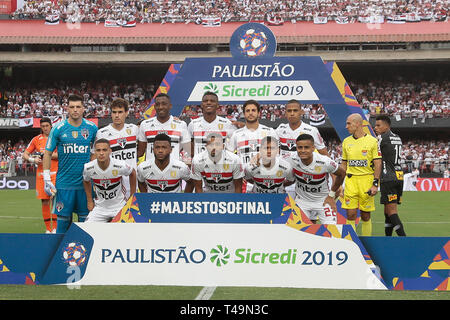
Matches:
[380,180,403,205]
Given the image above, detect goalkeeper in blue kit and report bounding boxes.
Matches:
[42,94,98,233]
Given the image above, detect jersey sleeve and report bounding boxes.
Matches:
[371,137,382,160]
[243,164,254,181]
[190,156,203,181]
[325,156,339,174]
[82,163,91,181]
[232,156,245,179]
[341,139,348,161]
[119,161,133,177]
[136,163,145,182]
[137,123,147,143]
[180,122,191,144]
[283,160,295,182]
[179,162,191,181]
[225,132,237,152]
[25,136,37,154]
[45,126,58,152]
[312,127,326,150]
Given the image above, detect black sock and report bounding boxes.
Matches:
[384,213,393,236]
[389,213,406,236]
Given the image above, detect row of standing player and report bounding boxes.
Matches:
[26,91,405,236]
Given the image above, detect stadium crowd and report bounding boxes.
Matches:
[0,80,157,120]
[2,78,448,120]
[9,0,448,24]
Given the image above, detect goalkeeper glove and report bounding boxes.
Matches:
[43,170,57,196]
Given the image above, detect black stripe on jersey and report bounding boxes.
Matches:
[203,177,234,185]
[280,145,296,152]
[94,181,121,191]
[295,177,326,185]
[147,182,180,192]
[111,143,137,152]
[254,182,283,190]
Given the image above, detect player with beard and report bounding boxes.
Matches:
[226,99,278,192]
[137,133,193,193]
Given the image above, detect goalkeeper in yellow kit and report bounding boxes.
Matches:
[341,113,382,236]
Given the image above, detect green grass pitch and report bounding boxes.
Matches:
[0,190,448,300]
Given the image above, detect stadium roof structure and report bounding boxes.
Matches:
[0,20,449,45]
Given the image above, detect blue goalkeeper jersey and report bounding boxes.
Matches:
[46,118,98,190]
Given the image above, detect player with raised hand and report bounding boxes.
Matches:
[22,117,58,233]
[244,136,293,194]
[374,115,406,236]
[191,132,244,193]
[291,134,346,224]
[83,139,136,223]
[138,93,191,163]
[188,91,237,157]
[94,98,138,199]
[137,133,193,193]
[43,94,98,233]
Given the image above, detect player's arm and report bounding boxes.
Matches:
[184,179,194,193]
[368,158,382,196]
[233,178,243,193]
[193,179,203,193]
[83,179,95,211]
[128,169,137,198]
[317,147,329,157]
[138,181,147,193]
[137,141,147,159]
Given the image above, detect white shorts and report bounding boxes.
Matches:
[295,199,337,224]
[85,202,125,223]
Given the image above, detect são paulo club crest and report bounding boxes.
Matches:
[230,23,277,59]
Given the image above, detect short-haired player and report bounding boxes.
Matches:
[137,133,193,193]
[291,134,346,224]
[83,139,136,222]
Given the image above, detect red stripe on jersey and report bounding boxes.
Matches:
[237,139,261,147]
[109,136,137,145]
[253,177,285,184]
[279,137,296,143]
[145,130,181,137]
[200,172,233,178]
[193,131,227,137]
[145,179,180,185]
[92,177,122,184]
[292,168,326,179]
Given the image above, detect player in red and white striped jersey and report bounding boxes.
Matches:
[94,98,139,199]
[187,91,237,157]
[191,132,244,193]
[137,133,192,193]
[83,139,136,222]
[137,93,191,163]
[290,134,346,224]
[226,100,278,192]
[275,100,328,158]
[244,136,294,194]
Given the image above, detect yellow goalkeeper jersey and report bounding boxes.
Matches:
[342,134,381,176]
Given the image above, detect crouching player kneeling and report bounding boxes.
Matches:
[82,138,136,222]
